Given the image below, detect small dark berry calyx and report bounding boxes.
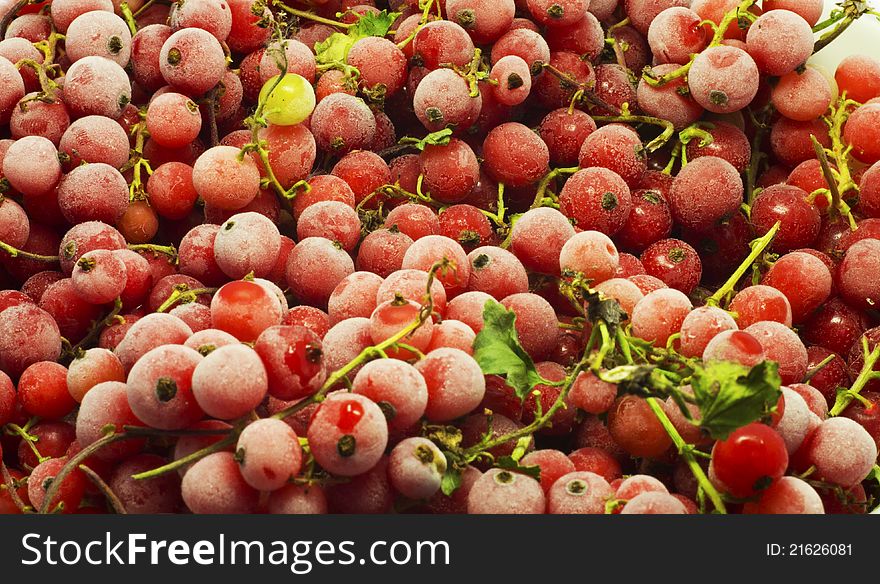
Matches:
[667,247,687,264]
[414,444,435,464]
[387,223,400,234]
[377,400,397,421]
[305,343,323,363]
[117,93,130,109]
[642,190,662,204]
[709,89,729,107]
[547,3,564,19]
[530,60,546,76]
[753,475,774,492]
[337,434,357,458]
[330,136,347,152]
[456,8,476,29]
[185,99,199,113]
[566,479,587,496]
[601,191,619,211]
[166,47,182,66]
[425,107,444,123]
[391,292,408,307]
[223,220,236,231]
[42,477,54,491]
[507,73,524,90]
[197,344,217,356]
[234,447,245,464]
[76,256,96,272]
[108,36,123,55]
[494,470,515,485]
[62,241,78,261]
[473,253,490,269]
[458,230,481,246]
[155,377,178,402]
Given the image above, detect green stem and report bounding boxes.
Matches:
[830,339,880,416]
[273,2,354,28]
[646,397,727,514]
[813,1,868,54]
[531,166,579,209]
[119,2,138,36]
[131,435,237,480]
[642,0,756,87]
[705,221,780,308]
[0,240,60,263]
[1,461,30,513]
[592,113,675,152]
[128,243,178,263]
[39,430,129,513]
[79,464,127,514]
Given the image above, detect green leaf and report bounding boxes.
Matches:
[440,466,462,496]
[584,289,628,328]
[691,360,782,440]
[473,300,543,402]
[350,10,401,38]
[409,128,454,150]
[314,33,354,65]
[495,456,542,480]
[314,10,400,65]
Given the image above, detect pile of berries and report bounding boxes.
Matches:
[1,0,879,515]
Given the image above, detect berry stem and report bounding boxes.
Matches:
[273,2,354,29]
[127,243,178,263]
[5,422,46,464]
[593,109,675,152]
[705,221,780,308]
[813,0,870,54]
[38,429,128,513]
[0,461,30,513]
[829,336,880,416]
[642,0,756,87]
[79,464,127,514]
[131,434,238,480]
[66,297,124,358]
[531,166,578,209]
[645,396,727,514]
[119,2,138,36]
[0,239,60,262]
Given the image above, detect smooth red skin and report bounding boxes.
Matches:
[683,213,754,283]
[211,280,282,342]
[801,298,866,358]
[567,447,623,484]
[640,238,702,294]
[0,467,29,514]
[805,346,850,404]
[842,390,880,451]
[17,361,74,420]
[479,375,525,422]
[615,189,673,253]
[711,423,789,499]
[593,64,637,116]
[751,185,820,253]
[411,20,475,70]
[839,218,880,254]
[282,307,331,340]
[20,271,64,303]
